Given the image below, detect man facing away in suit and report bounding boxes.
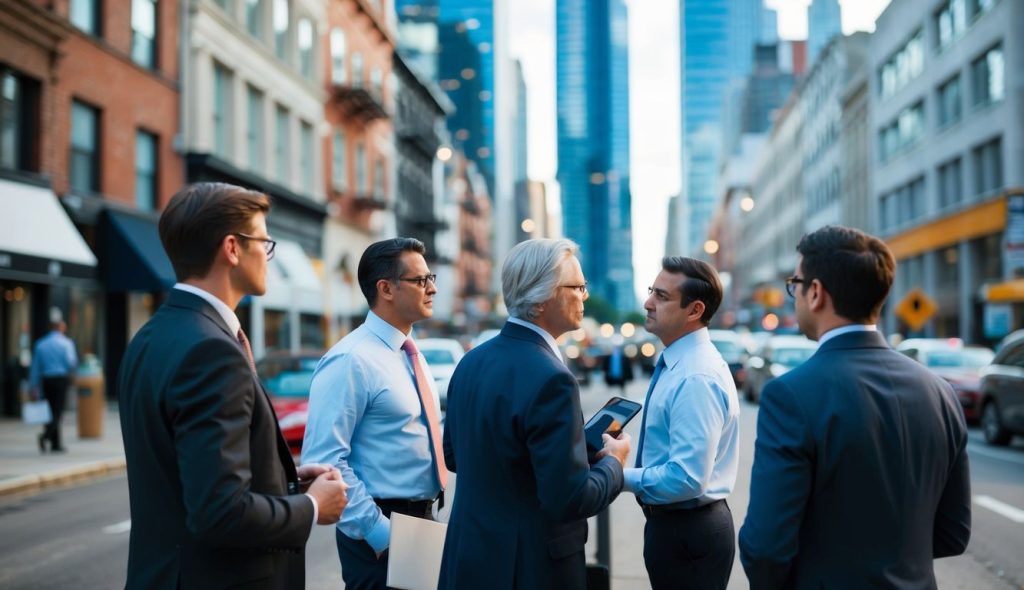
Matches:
[118,183,348,590]
[628,256,740,590]
[739,225,971,589]
[439,238,630,590]
[302,237,447,589]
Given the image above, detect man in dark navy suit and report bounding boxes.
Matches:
[440,238,630,590]
[739,225,971,589]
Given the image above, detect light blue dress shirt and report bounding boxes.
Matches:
[29,331,77,389]
[817,323,877,346]
[301,311,441,552]
[624,327,740,506]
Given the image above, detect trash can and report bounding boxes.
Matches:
[76,357,105,439]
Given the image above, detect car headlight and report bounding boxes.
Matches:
[277,411,308,430]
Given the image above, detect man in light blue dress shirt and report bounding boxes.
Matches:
[302,237,445,589]
[29,315,77,453]
[628,256,740,590]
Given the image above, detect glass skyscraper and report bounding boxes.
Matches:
[557,0,635,313]
[807,0,842,66]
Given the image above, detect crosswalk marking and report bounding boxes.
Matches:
[102,519,131,534]
[973,495,1024,524]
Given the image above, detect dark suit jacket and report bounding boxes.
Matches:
[439,322,624,589]
[118,289,314,589]
[739,330,971,590]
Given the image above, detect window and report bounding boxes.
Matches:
[355,143,367,193]
[352,52,364,88]
[135,130,158,211]
[299,121,313,194]
[972,44,1004,106]
[213,62,233,158]
[879,102,924,162]
[936,0,966,49]
[245,0,263,39]
[936,75,961,128]
[273,0,289,61]
[1,70,39,172]
[131,0,157,68]
[297,18,314,80]
[70,0,101,36]
[215,0,232,12]
[70,100,100,193]
[881,176,925,230]
[374,157,385,197]
[370,68,383,99]
[275,105,289,183]
[332,130,346,191]
[937,246,959,287]
[937,158,962,209]
[878,30,923,99]
[330,28,346,84]
[969,0,996,20]
[247,85,264,171]
[973,136,1002,196]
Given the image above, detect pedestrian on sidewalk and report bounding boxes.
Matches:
[626,257,740,590]
[739,225,971,589]
[602,336,634,395]
[119,182,348,589]
[29,309,77,454]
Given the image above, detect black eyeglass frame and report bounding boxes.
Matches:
[785,275,807,298]
[234,232,277,260]
[396,274,438,289]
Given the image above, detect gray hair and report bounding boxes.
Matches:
[502,238,579,320]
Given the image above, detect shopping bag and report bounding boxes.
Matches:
[22,400,52,425]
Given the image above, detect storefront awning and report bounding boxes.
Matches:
[262,240,324,314]
[984,279,1024,303]
[100,209,176,292]
[0,178,96,283]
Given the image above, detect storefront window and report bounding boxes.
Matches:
[299,313,323,349]
[264,309,289,352]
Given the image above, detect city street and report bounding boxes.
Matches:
[0,378,1021,589]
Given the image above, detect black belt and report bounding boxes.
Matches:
[637,498,724,517]
[374,494,442,517]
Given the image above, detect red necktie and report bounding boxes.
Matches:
[401,338,448,489]
[236,328,257,374]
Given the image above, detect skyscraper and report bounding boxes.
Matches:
[557,0,635,313]
[807,0,842,66]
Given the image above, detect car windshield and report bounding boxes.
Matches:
[925,349,995,369]
[711,339,744,362]
[260,358,318,398]
[773,347,815,366]
[421,349,456,365]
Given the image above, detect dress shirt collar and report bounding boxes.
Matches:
[363,310,409,351]
[173,283,241,335]
[818,323,876,347]
[661,326,711,370]
[507,316,563,361]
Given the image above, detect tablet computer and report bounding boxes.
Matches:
[584,396,642,457]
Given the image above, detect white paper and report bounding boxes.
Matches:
[386,512,449,590]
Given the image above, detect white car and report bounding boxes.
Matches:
[417,338,466,412]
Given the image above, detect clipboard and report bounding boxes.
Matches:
[386,512,449,590]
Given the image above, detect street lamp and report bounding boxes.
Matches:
[704,239,720,255]
[436,146,453,162]
[740,195,755,212]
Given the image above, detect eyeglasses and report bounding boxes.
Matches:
[785,275,806,298]
[235,233,277,261]
[396,274,437,289]
[561,283,588,295]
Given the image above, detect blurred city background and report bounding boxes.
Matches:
[1,0,1023,588]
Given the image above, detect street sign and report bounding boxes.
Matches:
[895,288,938,331]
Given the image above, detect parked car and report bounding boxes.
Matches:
[256,350,323,455]
[417,338,465,412]
[897,338,995,423]
[709,329,749,390]
[743,335,818,403]
[979,332,1024,446]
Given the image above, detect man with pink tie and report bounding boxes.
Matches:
[302,237,446,589]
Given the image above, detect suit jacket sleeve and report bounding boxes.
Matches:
[739,378,812,590]
[525,370,623,522]
[168,337,313,550]
[932,412,971,557]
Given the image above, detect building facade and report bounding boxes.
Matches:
[806,0,843,66]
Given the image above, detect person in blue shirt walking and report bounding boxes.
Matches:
[627,257,740,590]
[29,314,78,453]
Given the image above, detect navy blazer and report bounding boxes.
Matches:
[739,330,971,590]
[118,289,313,589]
[439,321,624,590]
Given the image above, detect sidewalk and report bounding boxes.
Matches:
[0,403,126,497]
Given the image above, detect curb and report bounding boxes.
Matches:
[0,458,127,498]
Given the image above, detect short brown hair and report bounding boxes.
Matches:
[662,256,723,325]
[357,238,427,308]
[159,183,271,281]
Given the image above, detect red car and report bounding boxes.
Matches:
[256,350,323,455]
[897,339,995,423]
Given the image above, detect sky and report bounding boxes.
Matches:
[507,0,892,305]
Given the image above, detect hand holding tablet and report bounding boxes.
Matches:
[584,397,642,460]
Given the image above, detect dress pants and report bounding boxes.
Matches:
[642,499,735,590]
[41,376,69,451]
[336,501,435,590]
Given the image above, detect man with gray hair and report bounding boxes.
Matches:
[439,238,630,589]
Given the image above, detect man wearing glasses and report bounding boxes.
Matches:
[303,237,447,589]
[626,256,740,590]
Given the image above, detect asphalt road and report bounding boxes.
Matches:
[0,377,1021,589]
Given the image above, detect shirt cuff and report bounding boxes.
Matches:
[623,467,643,495]
[304,493,319,535]
[364,514,391,553]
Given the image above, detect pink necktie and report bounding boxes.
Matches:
[237,328,257,374]
[401,338,448,489]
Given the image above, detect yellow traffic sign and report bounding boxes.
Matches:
[895,288,938,331]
